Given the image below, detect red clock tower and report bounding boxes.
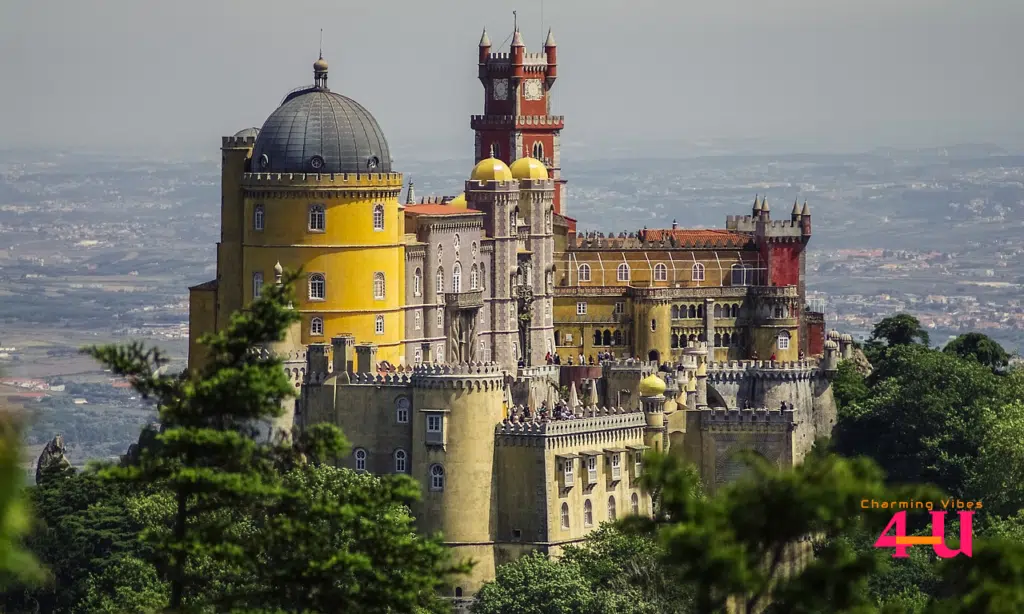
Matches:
[472,27,567,215]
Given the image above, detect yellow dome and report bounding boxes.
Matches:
[509,156,549,180]
[638,374,667,397]
[696,362,707,377]
[449,193,467,208]
[685,376,697,392]
[470,157,514,182]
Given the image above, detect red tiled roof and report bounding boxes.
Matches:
[403,204,482,216]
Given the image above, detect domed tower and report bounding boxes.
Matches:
[510,157,556,365]
[199,54,406,367]
[467,158,521,370]
[638,374,667,453]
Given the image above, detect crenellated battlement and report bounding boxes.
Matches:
[347,371,414,386]
[241,172,404,188]
[495,406,644,440]
[251,347,307,362]
[465,178,520,191]
[470,115,565,129]
[706,359,821,382]
[222,135,257,148]
[517,178,555,190]
[518,364,559,380]
[412,362,506,390]
[700,406,796,431]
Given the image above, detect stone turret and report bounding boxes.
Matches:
[823,339,839,372]
[639,374,668,452]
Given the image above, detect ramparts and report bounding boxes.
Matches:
[240,172,405,188]
[495,406,645,440]
[706,359,821,381]
[700,406,796,430]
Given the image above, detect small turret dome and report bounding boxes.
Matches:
[313,56,329,72]
[685,376,697,392]
[827,330,841,341]
[449,193,468,208]
[509,156,549,180]
[638,374,667,397]
[470,157,514,182]
[841,333,854,342]
[824,339,839,350]
[696,362,707,377]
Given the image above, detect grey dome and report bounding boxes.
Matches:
[233,127,260,138]
[251,88,392,174]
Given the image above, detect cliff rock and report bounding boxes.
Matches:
[36,434,72,484]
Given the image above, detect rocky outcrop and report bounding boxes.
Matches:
[36,434,72,484]
[849,348,873,376]
[121,422,162,466]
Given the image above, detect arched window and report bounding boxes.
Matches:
[308,204,325,231]
[480,263,486,290]
[490,142,500,158]
[373,272,385,300]
[455,587,464,599]
[697,304,704,318]
[429,464,445,491]
[671,305,679,319]
[453,234,461,252]
[413,268,422,296]
[631,492,639,515]
[617,263,630,282]
[472,242,478,258]
[452,262,462,292]
[692,263,705,282]
[437,243,443,263]
[614,330,623,346]
[394,449,407,473]
[396,397,410,423]
[688,305,697,319]
[723,333,731,346]
[731,304,740,318]
[437,307,444,330]
[310,316,324,336]
[654,263,667,281]
[561,502,570,529]
[714,304,723,318]
[253,205,264,231]
[509,210,517,233]
[603,330,612,346]
[532,141,544,159]
[608,496,617,520]
[354,448,367,472]
[777,331,791,350]
[308,273,326,300]
[372,204,384,231]
[671,334,679,349]
[414,312,421,330]
[470,265,479,290]
[593,330,602,346]
[714,333,722,347]
[414,348,422,364]
[252,272,263,299]
[436,268,444,295]
[578,263,592,282]
[651,319,657,332]
[375,315,384,335]
[584,499,593,527]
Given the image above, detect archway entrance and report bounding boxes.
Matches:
[648,350,660,362]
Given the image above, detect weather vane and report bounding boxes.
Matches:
[513,10,517,31]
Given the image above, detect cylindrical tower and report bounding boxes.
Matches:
[411,363,505,594]
[639,374,667,453]
[636,301,672,363]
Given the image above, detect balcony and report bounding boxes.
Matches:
[445,290,484,310]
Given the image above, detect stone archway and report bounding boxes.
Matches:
[706,383,729,409]
[648,350,660,362]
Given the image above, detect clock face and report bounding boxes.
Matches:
[523,79,543,101]
[493,79,509,101]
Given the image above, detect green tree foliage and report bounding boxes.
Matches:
[833,344,1006,497]
[870,313,931,348]
[0,416,46,591]
[831,361,870,413]
[943,332,1010,372]
[930,539,1024,613]
[633,451,936,614]
[968,401,1024,517]
[472,552,595,614]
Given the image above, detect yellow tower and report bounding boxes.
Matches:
[189,55,407,368]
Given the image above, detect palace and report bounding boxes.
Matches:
[186,27,845,604]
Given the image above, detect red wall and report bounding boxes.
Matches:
[805,313,825,356]
[766,244,802,287]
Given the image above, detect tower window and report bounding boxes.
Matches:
[617,263,630,282]
[631,492,640,515]
[777,331,791,351]
[372,204,385,231]
[578,263,591,282]
[532,141,544,159]
[490,142,500,158]
[692,263,705,282]
[375,315,385,335]
[608,496,617,521]
[584,499,593,527]
[308,273,326,300]
[436,268,444,295]
[430,464,445,491]
[373,272,386,300]
[654,263,668,282]
[414,312,421,330]
[394,449,407,473]
[308,204,325,232]
[470,264,479,290]
[310,316,324,336]
[480,263,486,290]
[561,502,570,529]
[414,348,422,364]
[414,268,422,296]
[452,262,462,293]
[651,319,657,331]
[253,205,264,231]
[437,307,444,330]
[252,272,263,299]
[354,448,367,472]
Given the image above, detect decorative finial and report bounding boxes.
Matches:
[274,261,284,284]
[319,28,323,59]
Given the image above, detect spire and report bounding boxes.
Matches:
[479,28,491,47]
[761,197,770,213]
[511,28,525,47]
[545,27,556,46]
[792,198,801,216]
[801,201,810,216]
[406,181,416,205]
[753,195,762,212]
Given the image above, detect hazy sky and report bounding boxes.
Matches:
[2,0,1022,158]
